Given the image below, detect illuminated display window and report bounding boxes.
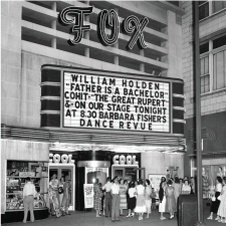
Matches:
[63,72,170,133]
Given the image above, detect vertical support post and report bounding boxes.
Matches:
[194,2,206,226]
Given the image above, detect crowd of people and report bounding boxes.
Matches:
[92,174,201,222]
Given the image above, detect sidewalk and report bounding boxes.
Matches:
[2,201,223,226]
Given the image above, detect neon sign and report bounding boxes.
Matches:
[113,155,138,165]
[49,153,75,164]
[59,6,93,45]
[59,6,149,50]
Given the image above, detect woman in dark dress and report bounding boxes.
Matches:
[207,176,223,220]
[125,181,136,217]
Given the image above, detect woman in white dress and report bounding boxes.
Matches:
[144,179,152,218]
[217,177,226,223]
[134,180,146,220]
[159,177,167,220]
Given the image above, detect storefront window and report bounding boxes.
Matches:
[6,161,48,211]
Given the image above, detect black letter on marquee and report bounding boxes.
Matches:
[59,6,93,45]
[97,9,120,46]
[123,15,149,50]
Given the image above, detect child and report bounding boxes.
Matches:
[150,188,156,211]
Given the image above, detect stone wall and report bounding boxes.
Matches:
[1,1,22,126]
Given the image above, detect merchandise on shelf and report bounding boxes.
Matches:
[6,160,48,211]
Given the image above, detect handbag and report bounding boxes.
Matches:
[211,196,216,202]
[58,187,64,194]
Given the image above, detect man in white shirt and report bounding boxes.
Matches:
[110,176,120,222]
[102,177,112,217]
[23,177,37,223]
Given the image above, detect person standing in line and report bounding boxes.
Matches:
[217,176,226,223]
[93,178,102,217]
[179,178,183,190]
[23,177,37,223]
[111,176,120,222]
[207,176,223,220]
[119,179,128,216]
[202,167,210,199]
[217,167,224,179]
[102,177,112,217]
[159,177,167,220]
[165,179,177,220]
[58,177,65,207]
[144,179,152,218]
[150,188,157,211]
[173,177,182,209]
[61,175,71,215]
[190,177,196,194]
[181,179,191,194]
[125,181,136,217]
[49,174,60,212]
[134,179,146,220]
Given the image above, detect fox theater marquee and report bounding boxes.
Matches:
[63,72,169,133]
[41,65,185,138]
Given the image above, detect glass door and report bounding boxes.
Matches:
[61,167,73,207]
[49,164,75,210]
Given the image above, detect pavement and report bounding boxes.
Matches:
[2,200,224,226]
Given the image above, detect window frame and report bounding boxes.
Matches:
[200,35,226,95]
[199,0,226,21]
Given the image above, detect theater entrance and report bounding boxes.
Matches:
[49,164,75,210]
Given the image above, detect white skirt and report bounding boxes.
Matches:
[158,196,166,213]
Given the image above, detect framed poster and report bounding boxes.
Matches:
[84,184,94,208]
[148,174,165,192]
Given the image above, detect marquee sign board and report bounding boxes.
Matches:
[40,65,185,136]
[63,71,170,133]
